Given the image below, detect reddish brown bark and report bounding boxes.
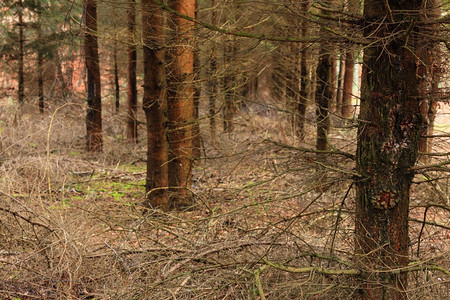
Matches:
[167,0,196,206]
[142,0,169,210]
[84,0,102,152]
[355,1,424,299]
[127,0,138,142]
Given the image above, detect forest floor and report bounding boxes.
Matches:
[0,99,448,299]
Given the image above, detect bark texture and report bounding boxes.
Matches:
[84,0,103,152]
[355,1,424,298]
[167,0,196,206]
[142,0,169,210]
[127,0,138,142]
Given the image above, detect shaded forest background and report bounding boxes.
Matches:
[0,0,449,299]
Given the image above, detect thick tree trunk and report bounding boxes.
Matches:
[142,0,169,210]
[84,0,102,152]
[127,0,138,142]
[114,42,120,112]
[18,0,24,103]
[167,0,196,206]
[355,1,423,299]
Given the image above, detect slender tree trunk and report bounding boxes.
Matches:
[208,54,217,142]
[223,43,236,133]
[336,51,345,114]
[18,0,24,103]
[315,3,333,154]
[287,42,300,134]
[330,53,337,111]
[127,0,138,142]
[38,46,44,113]
[341,50,354,118]
[355,1,423,298]
[114,42,120,112]
[37,13,44,113]
[418,0,441,162]
[341,0,359,118]
[208,0,217,142]
[192,3,201,159]
[142,0,169,210]
[297,0,309,140]
[315,47,331,155]
[84,0,102,152]
[167,0,196,206]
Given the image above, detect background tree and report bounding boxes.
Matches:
[127,0,138,142]
[18,0,24,103]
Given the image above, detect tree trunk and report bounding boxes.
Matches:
[84,0,102,152]
[355,1,423,298]
[37,46,44,113]
[223,43,236,133]
[37,14,44,113]
[192,2,201,159]
[127,0,138,142]
[287,42,300,135]
[315,47,331,155]
[330,53,338,111]
[18,0,24,103]
[341,50,354,118]
[142,0,169,210]
[297,0,309,140]
[336,51,345,115]
[341,0,359,118]
[114,42,120,113]
[418,0,441,163]
[167,0,196,206]
[208,0,217,142]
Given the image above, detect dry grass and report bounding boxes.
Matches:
[0,99,448,299]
